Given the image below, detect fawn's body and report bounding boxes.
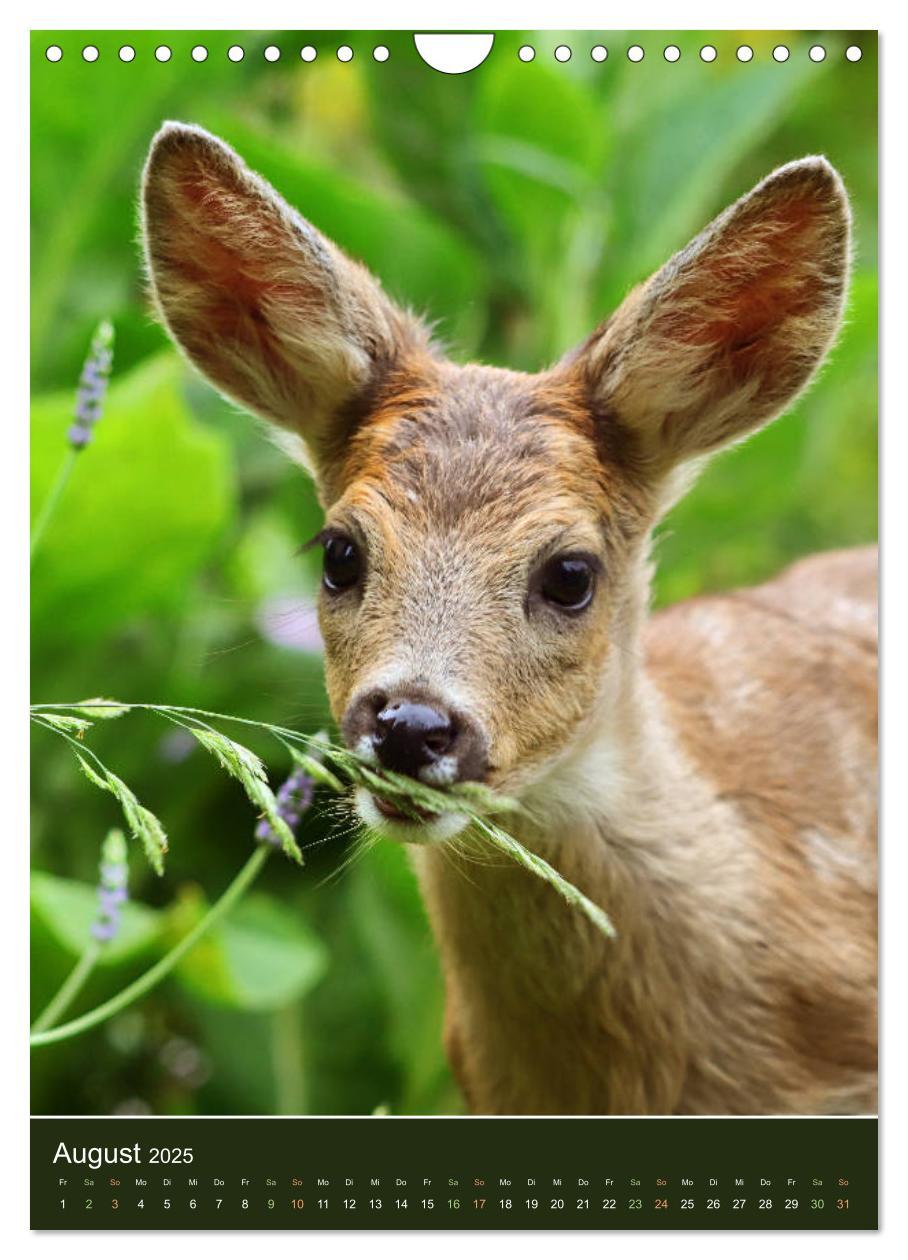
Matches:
[143,124,878,1115]
[418,546,877,1114]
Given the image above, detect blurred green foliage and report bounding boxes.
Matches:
[30,30,877,1116]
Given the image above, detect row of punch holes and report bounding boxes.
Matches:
[45,42,864,65]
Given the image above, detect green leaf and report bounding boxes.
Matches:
[363,39,505,269]
[30,870,162,965]
[473,58,604,257]
[602,55,828,302]
[470,57,610,356]
[30,353,234,649]
[30,30,265,384]
[171,890,327,1012]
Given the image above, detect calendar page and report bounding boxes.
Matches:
[29,28,878,1233]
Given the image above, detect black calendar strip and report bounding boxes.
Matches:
[31,1116,877,1230]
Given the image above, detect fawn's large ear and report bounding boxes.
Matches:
[569,158,850,477]
[142,122,428,486]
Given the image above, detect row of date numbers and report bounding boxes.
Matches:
[61,1195,852,1212]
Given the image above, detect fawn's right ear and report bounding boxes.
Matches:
[141,122,428,490]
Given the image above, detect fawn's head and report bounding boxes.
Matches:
[143,123,850,840]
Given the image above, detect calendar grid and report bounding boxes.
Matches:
[31,1116,877,1230]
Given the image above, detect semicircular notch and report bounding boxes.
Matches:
[414,33,494,74]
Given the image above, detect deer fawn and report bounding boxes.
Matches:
[142,123,877,1116]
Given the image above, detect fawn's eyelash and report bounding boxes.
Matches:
[296,530,327,557]
[297,527,351,556]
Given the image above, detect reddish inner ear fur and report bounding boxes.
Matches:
[573,163,850,471]
[661,195,832,367]
[160,174,317,371]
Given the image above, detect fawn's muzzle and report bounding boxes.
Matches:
[343,688,489,785]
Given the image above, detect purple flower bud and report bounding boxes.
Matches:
[91,828,129,946]
[99,887,128,913]
[68,320,114,451]
[100,861,128,888]
[67,424,93,449]
[256,766,315,847]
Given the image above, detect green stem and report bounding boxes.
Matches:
[33,701,321,749]
[271,1003,307,1116]
[30,449,78,566]
[31,940,103,1034]
[30,845,272,1048]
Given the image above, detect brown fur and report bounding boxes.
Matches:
[414,547,876,1114]
[142,125,877,1115]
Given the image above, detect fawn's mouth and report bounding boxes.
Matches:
[373,795,437,824]
[353,786,469,845]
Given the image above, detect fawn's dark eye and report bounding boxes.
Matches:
[538,554,595,612]
[322,535,361,592]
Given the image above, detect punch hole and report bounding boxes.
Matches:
[191,45,208,62]
[808,45,826,62]
[518,45,535,62]
[736,45,753,62]
[228,45,245,62]
[373,45,390,62]
[337,46,354,62]
[119,46,136,62]
[45,45,62,62]
[700,45,717,62]
[772,45,790,62]
[591,45,607,62]
[663,45,681,62]
[264,45,280,62]
[82,45,99,62]
[554,45,571,62]
[846,45,862,62]
[155,46,172,63]
[301,46,317,62]
[628,45,644,63]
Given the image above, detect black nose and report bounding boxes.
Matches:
[373,700,455,777]
[342,687,489,784]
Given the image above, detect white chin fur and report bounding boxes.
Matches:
[353,786,469,845]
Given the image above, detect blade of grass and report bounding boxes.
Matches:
[31,700,617,940]
[473,817,616,939]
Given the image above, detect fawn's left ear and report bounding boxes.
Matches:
[568,157,851,477]
[142,122,429,489]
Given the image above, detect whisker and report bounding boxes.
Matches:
[314,827,376,888]
[202,637,261,660]
[448,831,510,871]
